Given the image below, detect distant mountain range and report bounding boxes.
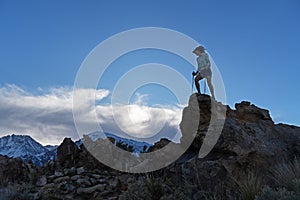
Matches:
[105,132,151,153]
[0,133,152,166]
[80,131,152,153]
[0,134,57,166]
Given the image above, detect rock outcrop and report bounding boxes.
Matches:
[145,94,300,198]
[0,155,27,186]
[56,138,80,168]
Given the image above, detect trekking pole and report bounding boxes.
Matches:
[204,80,207,94]
[191,75,194,93]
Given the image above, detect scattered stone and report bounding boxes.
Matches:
[64,167,76,176]
[77,166,85,175]
[43,183,55,189]
[54,176,70,184]
[57,181,68,190]
[127,177,135,184]
[63,183,76,192]
[89,178,96,185]
[98,178,106,184]
[47,175,56,180]
[70,174,81,181]
[76,184,106,194]
[54,171,64,177]
[76,178,91,186]
[36,175,47,187]
[91,174,103,179]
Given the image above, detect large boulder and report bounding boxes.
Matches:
[235,101,273,122]
[56,138,80,168]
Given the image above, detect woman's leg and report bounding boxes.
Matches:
[206,76,215,99]
[195,74,203,94]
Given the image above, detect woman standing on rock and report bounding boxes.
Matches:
[192,45,215,99]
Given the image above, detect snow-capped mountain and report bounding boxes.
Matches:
[0,132,153,166]
[105,132,151,153]
[74,131,107,148]
[77,131,151,153]
[0,134,56,166]
[44,144,58,152]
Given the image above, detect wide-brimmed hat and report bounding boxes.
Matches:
[192,45,205,53]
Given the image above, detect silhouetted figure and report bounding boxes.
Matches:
[192,46,215,99]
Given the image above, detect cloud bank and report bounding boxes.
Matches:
[0,84,183,145]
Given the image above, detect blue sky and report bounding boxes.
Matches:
[0,0,299,144]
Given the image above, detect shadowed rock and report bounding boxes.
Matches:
[57,138,80,168]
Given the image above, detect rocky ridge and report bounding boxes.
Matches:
[0,94,299,199]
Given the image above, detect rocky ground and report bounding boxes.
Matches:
[0,94,299,199]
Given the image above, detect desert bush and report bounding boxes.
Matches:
[119,174,165,200]
[272,157,300,191]
[290,179,300,195]
[255,186,299,200]
[255,158,300,200]
[119,179,151,200]
[146,175,165,200]
[238,171,263,200]
[0,184,32,200]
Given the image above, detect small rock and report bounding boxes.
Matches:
[63,183,76,192]
[47,175,56,180]
[64,167,76,176]
[54,176,70,183]
[77,184,106,194]
[70,175,81,181]
[36,175,47,187]
[90,178,98,185]
[91,174,103,179]
[127,177,135,184]
[98,178,106,184]
[57,181,68,190]
[77,167,85,175]
[43,183,55,189]
[93,191,99,198]
[54,171,64,177]
[76,178,91,186]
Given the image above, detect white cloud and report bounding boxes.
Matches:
[132,93,149,105]
[0,84,183,145]
[0,84,109,145]
[95,104,182,139]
